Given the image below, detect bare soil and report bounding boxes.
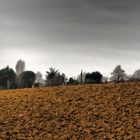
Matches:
[0,83,140,139]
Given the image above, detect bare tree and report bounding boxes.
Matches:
[15,59,25,75]
[35,71,43,84]
[102,76,108,84]
[110,65,127,83]
[131,69,140,81]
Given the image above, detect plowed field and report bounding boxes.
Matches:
[0,83,140,139]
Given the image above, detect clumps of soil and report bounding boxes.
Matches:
[0,83,139,139]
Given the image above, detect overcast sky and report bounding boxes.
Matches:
[0,0,140,78]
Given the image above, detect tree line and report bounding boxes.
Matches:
[0,59,140,89]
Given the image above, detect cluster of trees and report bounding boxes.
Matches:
[0,60,140,90]
[68,65,140,85]
[110,65,140,83]
[0,60,36,89]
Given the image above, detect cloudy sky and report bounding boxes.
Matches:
[0,0,140,78]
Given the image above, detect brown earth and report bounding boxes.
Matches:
[0,83,140,140]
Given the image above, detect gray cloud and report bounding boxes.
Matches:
[0,0,140,77]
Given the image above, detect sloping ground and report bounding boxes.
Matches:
[0,83,139,140]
